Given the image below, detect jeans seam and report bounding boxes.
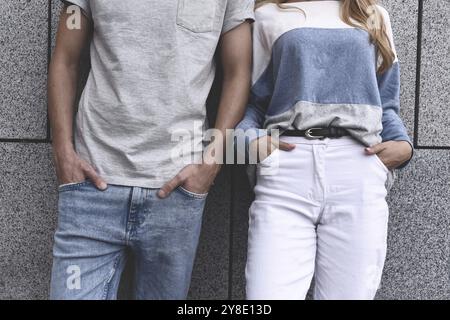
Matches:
[101,255,121,300]
[124,188,136,245]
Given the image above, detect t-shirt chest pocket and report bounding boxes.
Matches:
[177,0,218,33]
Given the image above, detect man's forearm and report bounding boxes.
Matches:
[206,22,252,166]
[215,70,251,139]
[48,61,79,156]
[49,7,91,158]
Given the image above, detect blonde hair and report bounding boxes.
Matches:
[256,0,395,74]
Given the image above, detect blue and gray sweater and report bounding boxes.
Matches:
[236,1,412,167]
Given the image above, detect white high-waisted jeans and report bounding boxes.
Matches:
[246,136,390,300]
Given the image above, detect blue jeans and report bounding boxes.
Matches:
[50,180,206,300]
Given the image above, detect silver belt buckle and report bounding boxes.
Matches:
[305,128,325,139]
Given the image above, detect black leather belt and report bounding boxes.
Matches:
[282,128,349,139]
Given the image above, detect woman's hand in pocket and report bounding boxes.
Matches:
[365,141,413,170]
[249,135,296,163]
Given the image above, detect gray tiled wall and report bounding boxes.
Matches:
[418,0,450,146]
[0,0,48,139]
[0,0,448,300]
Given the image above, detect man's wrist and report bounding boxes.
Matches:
[53,142,76,161]
[202,161,222,175]
[204,136,226,166]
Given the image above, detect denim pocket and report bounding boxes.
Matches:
[177,0,217,33]
[177,186,208,200]
[58,180,91,192]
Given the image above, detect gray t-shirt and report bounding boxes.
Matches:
[62,0,254,188]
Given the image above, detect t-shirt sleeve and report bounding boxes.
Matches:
[222,0,255,34]
[61,0,91,19]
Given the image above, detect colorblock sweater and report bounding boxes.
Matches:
[236,1,412,167]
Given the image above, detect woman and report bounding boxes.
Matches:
[237,0,413,299]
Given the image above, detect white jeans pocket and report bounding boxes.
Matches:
[258,148,280,166]
[257,149,280,177]
[374,154,389,173]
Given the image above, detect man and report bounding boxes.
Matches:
[48,0,253,299]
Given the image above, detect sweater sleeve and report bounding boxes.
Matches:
[235,15,272,158]
[236,99,267,141]
[377,7,413,168]
[235,94,269,161]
